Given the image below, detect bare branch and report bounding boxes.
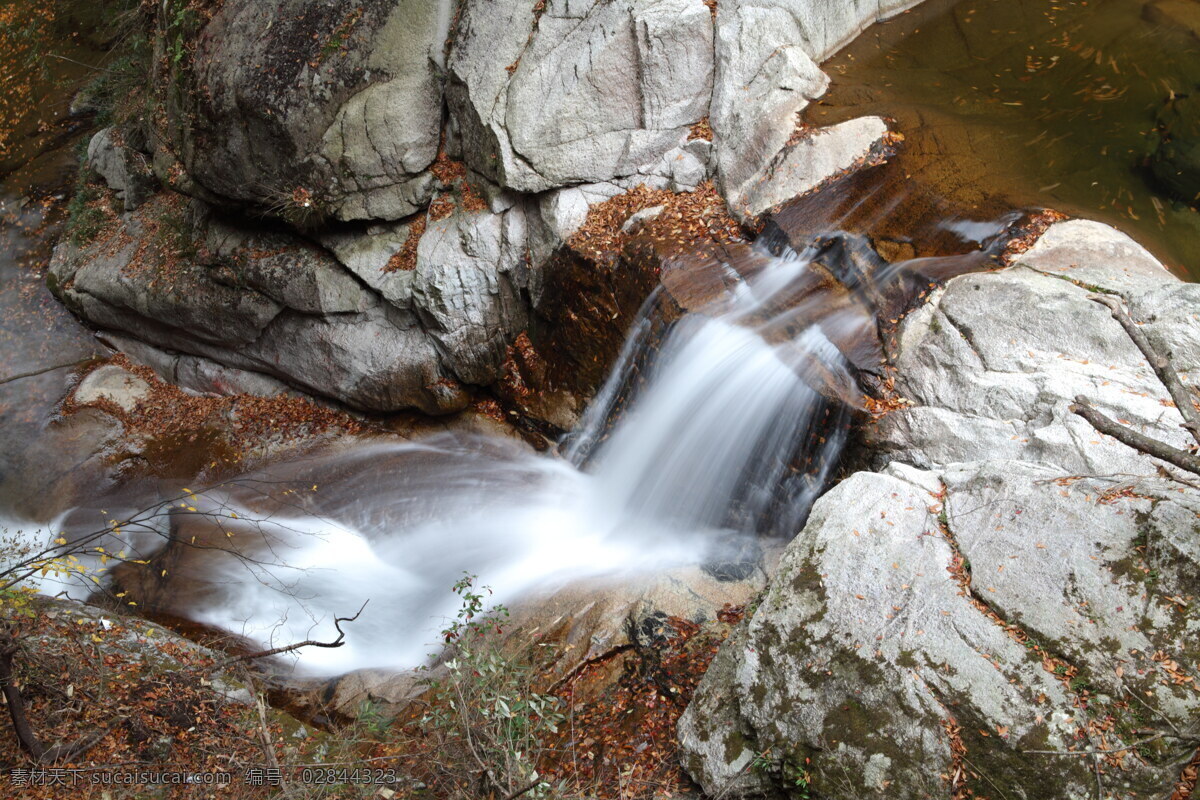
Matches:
[216,601,367,668]
[1070,397,1200,476]
[502,777,543,800]
[1089,294,1200,445]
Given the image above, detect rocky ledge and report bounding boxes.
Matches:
[678,221,1200,799]
[48,0,917,416]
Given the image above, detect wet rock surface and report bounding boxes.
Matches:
[679,222,1200,798]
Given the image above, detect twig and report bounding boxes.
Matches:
[502,777,543,800]
[1079,727,1103,800]
[960,754,1015,800]
[45,53,110,72]
[1089,294,1200,446]
[215,601,367,668]
[1120,679,1185,738]
[247,674,291,798]
[0,628,106,764]
[1070,398,1200,476]
[0,358,94,386]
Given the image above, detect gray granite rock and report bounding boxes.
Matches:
[48,195,468,414]
[447,0,714,193]
[869,224,1192,476]
[167,0,446,222]
[680,461,1197,798]
[681,221,1200,798]
[87,127,157,211]
[412,208,531,385]
[73,364,152,412]
[711,0,922,216]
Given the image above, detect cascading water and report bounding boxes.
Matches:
[48,240,866,675]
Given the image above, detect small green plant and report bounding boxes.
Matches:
[750,750,814,799]
[354,699,390,737]
[782,759,814,798]
[152,201,198,261]
[417,573,565,799]
[166,0,198,66]
[750,749,773,774]
[66,181,109,245]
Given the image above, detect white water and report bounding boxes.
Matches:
[46,243,863,675]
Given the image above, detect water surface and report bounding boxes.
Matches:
[810,0,1200,276]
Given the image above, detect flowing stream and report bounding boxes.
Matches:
[50,241,862,674]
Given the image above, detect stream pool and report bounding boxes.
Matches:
[808,0,1200,277]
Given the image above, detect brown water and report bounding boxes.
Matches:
[809,0,1200,277]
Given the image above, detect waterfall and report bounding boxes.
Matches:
[51,241,866,674]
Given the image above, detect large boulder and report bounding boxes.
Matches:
[48,192,539,414]
[680,221,1200,798]
[166,0,447,221]
[868,220,1196,475]
[159,0,930,219]
[680,462,1200,798]
[711,0,922,217]
[446,0,715,193]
